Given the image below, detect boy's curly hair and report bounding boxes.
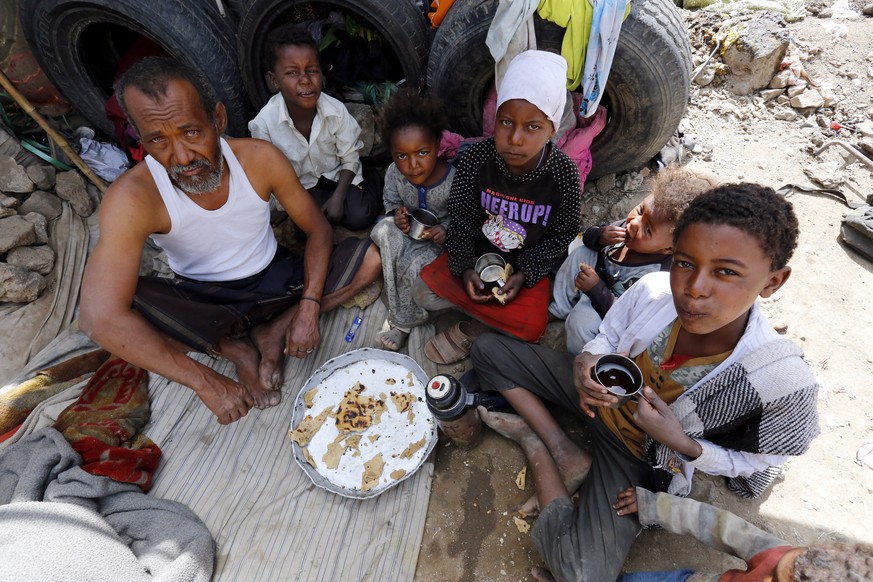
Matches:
[377,88,448,147]
[650,165,717,227]
[263,25,319,73]
[792,543,873,581]
[673,183,799,270]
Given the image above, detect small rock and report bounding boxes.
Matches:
[804,160,842,188]
[21,212,49,245]
[863,2,873,15]
[815,114,830,128]
[54,170,94,217]
[774,323,789,335]
[859,137,873,156]
[790,89,824,110]
[818,87,839,108]
[0,194,19,209]
[0,215,37,253]
[760,88,784,101]
[693,65,716,87]
[769,69,795,89]
[722,20,790,95]
[817,7,833,17]
[0,155,35,193]
[0,263,47,303]
[25,164,56,191]
[0,207,16,218]
[595,174,616,194]
[6,245,55,275]
[773,108,798,121]
[858,120,873,138]
[786,83,808,98]
[776,94,791,106]
[17,191,63,220]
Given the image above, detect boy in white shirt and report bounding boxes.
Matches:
[471,184,820,581]
[248,25,379,230]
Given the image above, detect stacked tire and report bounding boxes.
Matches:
[19,0,251,137]
[19,0,691,178]
[426,0,692,179]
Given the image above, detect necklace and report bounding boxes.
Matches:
[534,145,547,169]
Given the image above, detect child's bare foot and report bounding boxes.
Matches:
[518,443,592,516]
[531,566,556,582]
[251,320,286,393]
[218,337,280,409]
[477,407,546,453]
[478,406,593,516]
[376,327,409,351]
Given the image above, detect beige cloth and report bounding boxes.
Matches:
[0,204,90,387]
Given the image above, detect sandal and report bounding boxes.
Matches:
[424,322,474,364]
[376,327,409,352]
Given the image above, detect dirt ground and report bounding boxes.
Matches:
[415,8,873,581]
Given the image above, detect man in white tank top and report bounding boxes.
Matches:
[80,58,381,425]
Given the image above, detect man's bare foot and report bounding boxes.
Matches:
[531,566,556,582]
[251,318,288,392]
[219,337,281,409]
[478,407,592,516]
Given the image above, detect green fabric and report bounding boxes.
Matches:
[536,0,631,91]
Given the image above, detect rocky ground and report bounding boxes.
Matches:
[416,5,873,580]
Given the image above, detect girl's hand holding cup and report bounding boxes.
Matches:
[394,206,411,233]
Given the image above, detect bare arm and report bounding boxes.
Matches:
[236,139,333,353]
[79,171,252,423]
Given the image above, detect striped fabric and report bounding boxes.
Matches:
[145,299,438,581]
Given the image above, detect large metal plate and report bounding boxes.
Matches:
[290,348,437,499]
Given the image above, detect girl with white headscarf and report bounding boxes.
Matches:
[415,50,583,364]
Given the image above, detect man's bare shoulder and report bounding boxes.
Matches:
[226,137,298,195]
[100,161,168,233]
[226,136,285,168]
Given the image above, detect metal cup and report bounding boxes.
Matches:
[593,354,643,407]
[406,208,439,240]
[474,253,506,290]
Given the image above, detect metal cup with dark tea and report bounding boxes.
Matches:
[593,354,643,407]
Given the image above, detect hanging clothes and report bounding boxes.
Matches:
[486,0,540,88]
[580,0,631,116]
[537,0,630,114]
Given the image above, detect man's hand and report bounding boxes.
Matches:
[599,225,628,246]
[285,301,321,358]
[193,372,254,424]
[322,191,345,224]
[422,224,446,245]
[462,269,493,303]
[634,386,702,459]
[573,351,619,417]
[494,270,524,302]
[613,487,638,516]
[574,263,601,292]
[394,206,411,233]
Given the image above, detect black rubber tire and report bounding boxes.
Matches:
[237,0,431,110]
[426,0,692,179]
[19,0,251,137]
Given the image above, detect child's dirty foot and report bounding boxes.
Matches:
[531,566,556,582]
[519,441,592,517]
[477,406,543,450]
[376,327,409,351]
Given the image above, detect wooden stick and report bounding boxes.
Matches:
[0,69,109,193]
